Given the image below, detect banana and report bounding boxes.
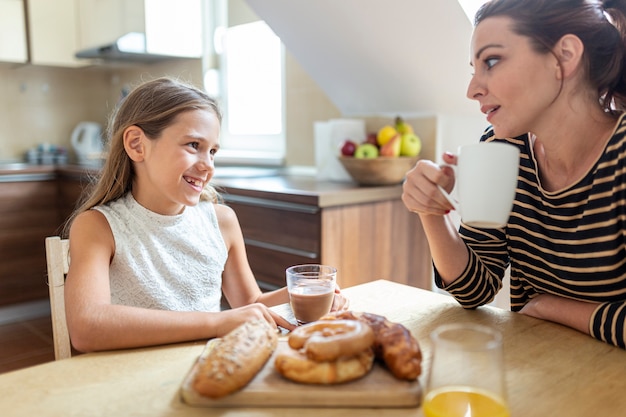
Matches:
[395,116,414,135]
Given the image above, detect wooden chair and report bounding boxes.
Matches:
[45,236,72,360]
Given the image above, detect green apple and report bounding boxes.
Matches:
[354,143,379,158]
[400,133,422,157]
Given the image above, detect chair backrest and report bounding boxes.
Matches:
[45,236,71,360]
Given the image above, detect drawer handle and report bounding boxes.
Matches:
[244,238,318,259]
[222,195,319,214]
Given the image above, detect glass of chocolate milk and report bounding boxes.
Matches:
[286,264,336,325]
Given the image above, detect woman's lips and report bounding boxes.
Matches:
[483,105,500,123]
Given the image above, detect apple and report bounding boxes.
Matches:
[340,139,358,156]
[400,133,422,157]
[364,132,378,146]
[354,143,379,159]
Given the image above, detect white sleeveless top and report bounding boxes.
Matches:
[93,193,228,311]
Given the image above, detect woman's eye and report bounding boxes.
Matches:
[485,57,499,69]
[210,148,218,156]
[188,142,200,150]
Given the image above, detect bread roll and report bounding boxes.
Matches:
[192,319,278,399]
[275,346,374,384]
[321,311,422,380]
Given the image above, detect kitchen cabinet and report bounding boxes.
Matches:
[26,0,87,67]
[25,0,203,68]
[0,165,94,308]
[77,0,203,58]
[0,0,28,63]
[0,169,60,306]
[213,176,433,292]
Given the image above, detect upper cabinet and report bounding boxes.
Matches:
[27,0,86,67]
[0,0,28,63]
[21,0,203,67]
[76,0,203,60]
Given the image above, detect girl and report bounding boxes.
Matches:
[64,77,347,352]
[402,0,626,348]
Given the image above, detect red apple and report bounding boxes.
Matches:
[364,132,378,146]
[340,139,358,156]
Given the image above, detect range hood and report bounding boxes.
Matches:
[75,32,186,63]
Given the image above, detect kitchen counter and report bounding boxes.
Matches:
[0,163,405,208]
[0,163,100,182]
[0,164,432,297]
[213,174,431,291]
[212,175,404,208]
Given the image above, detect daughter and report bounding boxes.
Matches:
[64,77,347,352]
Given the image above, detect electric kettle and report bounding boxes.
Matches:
[71,122,103,166]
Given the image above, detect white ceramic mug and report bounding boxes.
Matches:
[439,142,520,228]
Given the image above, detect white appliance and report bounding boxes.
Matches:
[71,122,103,166]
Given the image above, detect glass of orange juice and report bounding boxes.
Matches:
[423,323,510,417]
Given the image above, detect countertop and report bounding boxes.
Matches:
[0,163,100,181]
[213,175,403,208]
[0,164,404,208]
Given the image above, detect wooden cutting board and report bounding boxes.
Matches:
[180,338,422,408]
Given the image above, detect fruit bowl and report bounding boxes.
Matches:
[338,156,419,186]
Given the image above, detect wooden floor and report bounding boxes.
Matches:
[0,314,55,374]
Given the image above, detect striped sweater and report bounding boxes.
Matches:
[434,113,626,349]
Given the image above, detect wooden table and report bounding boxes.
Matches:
[1,280,625,417]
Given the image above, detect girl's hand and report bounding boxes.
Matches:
[331,286,350,311]
[218,303,296,336]
[402,152,458,216]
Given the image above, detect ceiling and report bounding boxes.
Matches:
[245,0,478,117]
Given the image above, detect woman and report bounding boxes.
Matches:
[64,77,347,353]
[402,0,626,348]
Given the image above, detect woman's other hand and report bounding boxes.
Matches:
[402,152,458,216]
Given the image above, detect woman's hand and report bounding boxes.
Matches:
[402,152,458,216]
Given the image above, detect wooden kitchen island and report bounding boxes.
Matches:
[212,175,432,291]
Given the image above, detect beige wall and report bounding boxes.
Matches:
[0,59,204,162]
[0,54,434,166]
[0,53,347,167]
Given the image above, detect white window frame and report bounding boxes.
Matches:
[203,0,286,166]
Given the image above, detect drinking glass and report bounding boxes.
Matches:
[423,323,510,417]
[286,264,336,325]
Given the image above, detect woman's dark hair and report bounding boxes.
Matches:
[475,0,626,112]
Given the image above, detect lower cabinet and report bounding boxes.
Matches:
[222,191,432,291]
[0,168,90,307]
[0,177,61,305]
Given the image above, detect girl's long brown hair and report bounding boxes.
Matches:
[63,77,222,237]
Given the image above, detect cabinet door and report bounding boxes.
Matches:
[0,0,27,63]
[27,0,87,67]
[77,0,144,48]
[223,195,321,290]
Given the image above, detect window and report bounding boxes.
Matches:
[205,3,285,165]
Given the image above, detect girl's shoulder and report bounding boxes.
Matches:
[212,202,238,224]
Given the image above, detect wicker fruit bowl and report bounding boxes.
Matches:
[338,156,419,186]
